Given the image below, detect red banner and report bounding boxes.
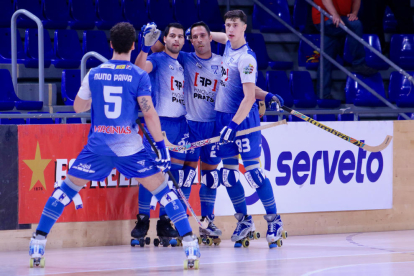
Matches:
[18,124,201,224]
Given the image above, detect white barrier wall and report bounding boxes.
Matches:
[215,121,393,215]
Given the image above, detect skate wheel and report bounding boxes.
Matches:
[177,239,182,247]
[154,238,160,247]
[277,239,283,247]
[162,238,169,247]
[269,243,278,249]
[145,237,151,245]
[234,242,242,248]
[130,238,137,247]
[29,258,34,268]
[40,258,45,268]
[197,236,202,245]
[183,260,188,270]
[194,259,199,270]
[206,237,213,246]
[139,238,145,247]
[254,232,260,240]
[242,239,250,248]
[282,231,288,239]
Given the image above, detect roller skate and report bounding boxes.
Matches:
[130,214,151,247]
[231,213,260,248]
[154,215,180,247]
[183,235,200,270]
[29,233,46,268]
[198,214,222,246]
[264,214,288,248]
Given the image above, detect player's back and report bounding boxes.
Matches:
[86,60,152,157]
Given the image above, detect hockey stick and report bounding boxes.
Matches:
[282,106,393,152]
[136,118,208,229]
[164,120,288,152]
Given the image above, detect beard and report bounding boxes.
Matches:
[166,44,181,54]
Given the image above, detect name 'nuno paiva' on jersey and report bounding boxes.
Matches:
[94,73,133,82]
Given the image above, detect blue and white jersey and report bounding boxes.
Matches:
[77,60,151,157]
[215,40,258,114]
[178,52,222,122]
[147,52,186,117]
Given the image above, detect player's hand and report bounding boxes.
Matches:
[141,22,161,53]
[219,121,239,144]
[347,13,358,21]
[185,27,191,40]
[154,140,171,172]
[265,93,284,111]
[332,14,344,27]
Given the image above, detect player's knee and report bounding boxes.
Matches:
[244,168,267,189]
[182,166,197,188]
[52,181,83,209]
[169,169,184,187]
[201,169,220,189]
[219,168,240,188]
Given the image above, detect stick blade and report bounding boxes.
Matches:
[362,135,393,152]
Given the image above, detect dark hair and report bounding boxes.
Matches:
[110,22,136,54]
[190,21,211,37]
[224,10,247,24]
[163,22,185,37]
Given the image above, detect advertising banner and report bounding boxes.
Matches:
[215,121,394,216]
[18,124,201,224]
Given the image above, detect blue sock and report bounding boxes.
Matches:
[138,184,152,217]
[244,160,277,215]
[200,169,219,217]
[256,177,277,214]
[152,180,192,237]
[37,179,82,235]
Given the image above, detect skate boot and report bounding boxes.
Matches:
[182,235,200,270]
[231,213,260,248]
[130,214,151,247]
[264,214,288,248]
[29,233,47,268]
[154,215,180,247]
[198,214,222,246]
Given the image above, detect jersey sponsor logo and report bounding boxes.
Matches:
[138,166,153,173]
[171,76,183,91]
[126,65,132,70]
[113,74,133,82]
[137,160,145,165]
[243,64,254,74]
[115,65,126,69]
[211,65,219,74]
[94,125,132,134]
[101,64,116,69]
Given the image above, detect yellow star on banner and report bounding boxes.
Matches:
[23,142,51,191]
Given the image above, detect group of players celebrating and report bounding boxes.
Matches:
[29,10,286,270]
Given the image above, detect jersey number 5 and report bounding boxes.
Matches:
[104,86,122,119]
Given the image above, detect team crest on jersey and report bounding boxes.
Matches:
[101,64,115,69]
[196,62,202,68]
[115,65,126,69]
[179,66,184,72]
[211,65,219,74]
[169,65,174,70]
[243,64,254,74]
[126,65,132,70]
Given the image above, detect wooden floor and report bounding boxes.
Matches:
[3,230,414,276]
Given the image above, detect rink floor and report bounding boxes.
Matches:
[2,230,414,276]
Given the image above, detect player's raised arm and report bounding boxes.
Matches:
[135,23,161,73]
[254,86,284,111]
[210,31,228,44]
[73,72,92,113]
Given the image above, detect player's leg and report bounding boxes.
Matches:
[30,149,113,267]
[240,110,286,248]
[215,112,253,245]
[118,150,199,264]
[130,185,152,245]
